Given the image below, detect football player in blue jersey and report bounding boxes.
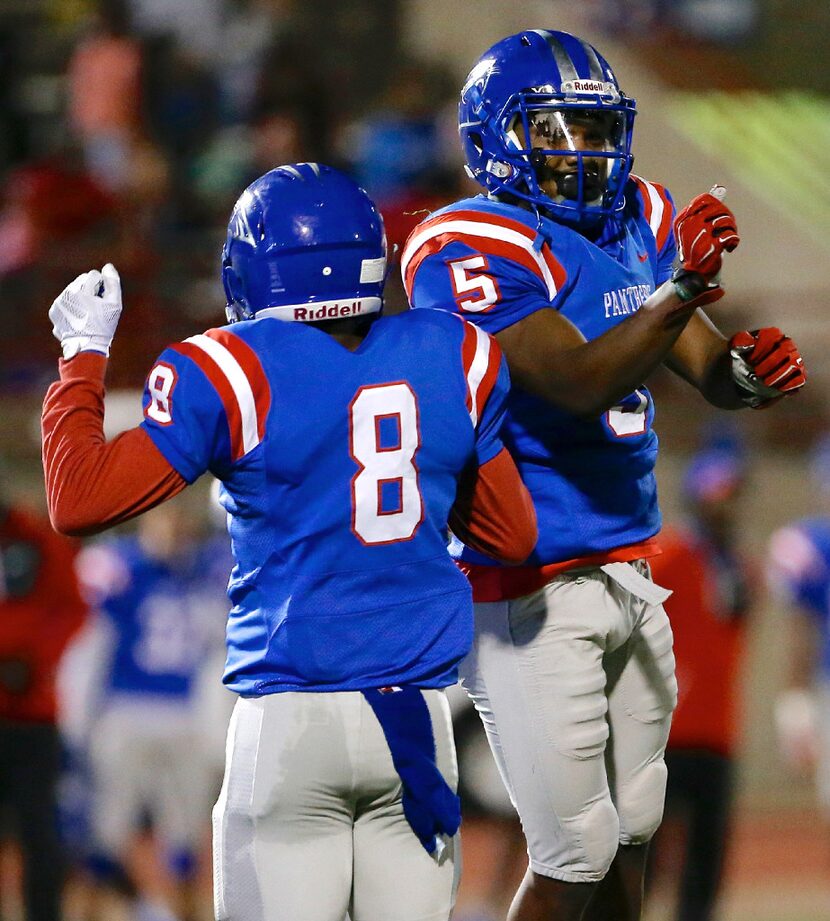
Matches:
[41,163,537,921]
[66,500,231,921]
[403,29,806,921]
[768,436,830,864]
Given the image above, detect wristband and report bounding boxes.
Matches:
[671,268,713,303]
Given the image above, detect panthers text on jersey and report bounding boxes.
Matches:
[136,308,508,694]
[403,176,676,587]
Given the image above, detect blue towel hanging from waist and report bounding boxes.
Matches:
[362,686,461,856]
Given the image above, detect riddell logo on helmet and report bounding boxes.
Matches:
[293,301,365,320]
[562,80,618,99]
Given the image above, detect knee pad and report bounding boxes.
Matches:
[617,758,667,844]
[572,796,620,876]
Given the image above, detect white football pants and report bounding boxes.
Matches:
[212,689,459,921]
[459,561,678,883]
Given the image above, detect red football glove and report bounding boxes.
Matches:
[674,191,740,280]
[728,327,806,408]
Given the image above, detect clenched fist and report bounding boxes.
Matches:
[49,263,122,360]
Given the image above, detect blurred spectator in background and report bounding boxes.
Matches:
[647,432,753,921]
[0,23,30,172]
[216,0,295,126]
[768,433,830,868]
[251,28,328,160]
[141,33,220,231]
[338,59,460,254]
[66,0,143,194]
[61,497,231,921]
[579,0,760,44]
[0,138,117,280]
[190,8,313,224]
[128,0,224,63]
[191,109,304,229]
[0,133,120,392]
[0,481,88,921]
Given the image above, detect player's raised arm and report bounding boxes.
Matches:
[493,189,740,416]
[42,265,187,536]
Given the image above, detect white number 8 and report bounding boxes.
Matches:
[349,382,423,545]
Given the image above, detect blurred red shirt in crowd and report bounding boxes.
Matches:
[651,527,750,756]
[0,502,87,723]
[0,156,116,276]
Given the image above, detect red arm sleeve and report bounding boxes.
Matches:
[449,447,537,565]
[41,352,188,537]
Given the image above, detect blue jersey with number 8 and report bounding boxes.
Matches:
[140,308,509,694]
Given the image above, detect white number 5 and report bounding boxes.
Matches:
[448,256,501,312]
[349,382,423,545]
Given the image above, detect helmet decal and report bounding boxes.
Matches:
[461,56,501,101]
[228,192,258,247]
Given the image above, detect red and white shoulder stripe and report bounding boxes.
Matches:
[401,208,567,303]
[172,328,271,462]
[630,175,674,253]
[459,320,503,428]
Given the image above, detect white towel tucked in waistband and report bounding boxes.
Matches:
[600,561,672,606]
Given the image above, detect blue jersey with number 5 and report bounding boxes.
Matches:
[139,309,509,694]
[402,176,677,566]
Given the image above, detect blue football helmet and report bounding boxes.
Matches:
[458,30,636,228]
[222,163,387,323]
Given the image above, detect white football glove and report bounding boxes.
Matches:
[49,263,122,359]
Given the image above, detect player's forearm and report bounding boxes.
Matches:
[42,353,187,536]
[663,311,746,409]
[556,190,742,414]
[689,347,746,409]
[449,448,537,564]
[548,282,701,416]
